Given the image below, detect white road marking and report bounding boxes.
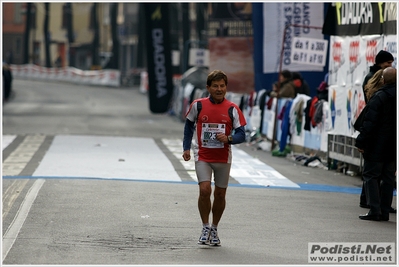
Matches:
[32,135,181,181]
[2,180,29,218]
[2,135,46,176]
[2,135,17,150]
[162,139,299,188]
[231,146,300,188]
[2,179,45,262]
[162,139,197,181]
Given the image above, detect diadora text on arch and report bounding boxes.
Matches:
[334,2,396,26]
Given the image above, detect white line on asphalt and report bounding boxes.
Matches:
[2,135,46,176]
[2,179,29,218]
[2,179,45,263]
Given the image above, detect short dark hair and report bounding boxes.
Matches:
[207,70,228,86]
[281,70,292,79]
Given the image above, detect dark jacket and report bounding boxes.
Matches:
[270,80,296,98]
[355,83,396,162]
[362,64,381,103]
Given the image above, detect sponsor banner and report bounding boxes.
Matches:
[308,242,395,264]
[208,3,254,94]
[327,84,365,137]
[188,48,209,67]
[263,3,325,73]
[10,64,120,87]
[328,35,384,87]
[323,3,397,36]
[329,36,347,86]
[327,34,396,138]
[144,4,174,113]
[347,35,367,87]
[291,37,328,66]
[383,35,398,68]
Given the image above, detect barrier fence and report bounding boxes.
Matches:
[10,64,121,87]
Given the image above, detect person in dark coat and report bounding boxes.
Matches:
[270,70,296,98]
[362,50,394,103]
[356,67,397,221]
[316,81,328,101]
[292,72,310,96]
[3,62,13,102]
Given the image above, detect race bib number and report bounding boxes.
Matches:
[201,123,226,148]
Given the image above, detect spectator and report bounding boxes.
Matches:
[358,68,396,214]
[363,69,384,103]
[356,67,397,221]
[316,81,328,101]
[292,72,310,96]
[270,70,295,98]
[3,62,13,102]
[362,50,393,103]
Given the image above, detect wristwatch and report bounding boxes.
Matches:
[227,135,233,144]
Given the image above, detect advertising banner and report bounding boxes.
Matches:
[207,3,254,94]
[328,35,384,87]
[144,4,174,113]
[327,84,365,137]
[290,37,329,66]
[262,3,325,73]
[383,35,398,68]
[323,3,397,36]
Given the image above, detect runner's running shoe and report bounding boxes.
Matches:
[198,226,210,245]
[209,227,220,246]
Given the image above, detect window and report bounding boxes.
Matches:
[89,4,97,30]
[31,4,36,29]
[62,3,72,29]
[15,38,21,55]
[14,3,22,23]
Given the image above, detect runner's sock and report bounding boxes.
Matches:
[203,223,210,228]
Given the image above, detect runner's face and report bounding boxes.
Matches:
[207,79,227,103]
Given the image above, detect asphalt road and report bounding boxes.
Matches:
[2,79,397,265]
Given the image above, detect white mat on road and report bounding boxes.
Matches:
[32,135,181,181]
[2,135,17,150]
[231,146,299,188]
[161,138,299,188]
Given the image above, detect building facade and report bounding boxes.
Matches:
[2,2,114,70]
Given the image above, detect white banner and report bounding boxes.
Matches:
[327,34,396,138]
[189,48,209,67]
[10,64,120,87]
[383,35,398,68]
[328,35,384,87]
[291,37,328,66]
[327,84,365,137]
[263,3,325,73]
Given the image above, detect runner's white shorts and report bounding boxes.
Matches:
[195,161,231,188]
